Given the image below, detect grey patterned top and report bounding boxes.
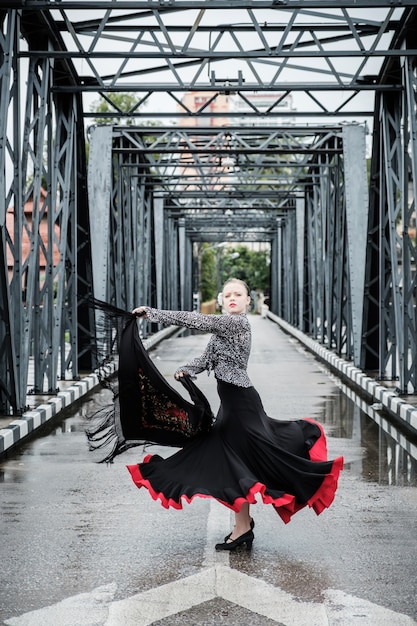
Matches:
[145,308,253,388]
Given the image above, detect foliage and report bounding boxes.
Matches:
[90,93,150,126]
[200,244,217,302]
[220,245,270,293]
[200,243,270,302]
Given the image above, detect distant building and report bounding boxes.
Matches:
[177,90,296,126]
[178,91,231,127]
[231,92,296,126]
[6,188,60,283]
[176,91,289,255]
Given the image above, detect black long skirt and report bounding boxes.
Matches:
[127,380,343,523]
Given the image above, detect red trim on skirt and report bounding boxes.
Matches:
[126,448,344,524]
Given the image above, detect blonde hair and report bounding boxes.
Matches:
[222,277,250,296]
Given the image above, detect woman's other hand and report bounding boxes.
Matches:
[132,306,148,318]
[174,370,190,380]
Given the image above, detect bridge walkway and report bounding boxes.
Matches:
[0,315,416,624]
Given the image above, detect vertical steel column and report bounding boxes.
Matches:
[296,196,305,329]
[361,93,383,375]
[280,209,297,325]
[183,234,193,311]
[331,151,351,359]
[88,125,112,304]
[165,212,180,310]
[154,197,164,310]
[178,217,186,310]
[87,125,113,356]
[304,172,323,340]
[321,153,331,348]
[269,220,279,314]
[402,55,417,392]
[74,90,95,373]
[343,125,369,366]
[112,154,129,311]
[276,221,283,315]
[303,185,316,336]
[381,92,403,386]
[0,10,19,413]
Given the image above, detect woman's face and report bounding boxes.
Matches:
[222,281,250,315]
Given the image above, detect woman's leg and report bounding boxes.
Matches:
[229,502,252,540]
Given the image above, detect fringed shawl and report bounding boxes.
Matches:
[86,315,214,463]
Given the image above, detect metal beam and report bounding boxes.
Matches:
[4,1,417,7]
[2,2,417,412]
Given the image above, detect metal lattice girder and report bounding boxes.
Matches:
[111,126,343,212]
[183,210,281,242]
[111,160,154,314]
[88,125,180,331]
[0,10,19,413]
[0,234,18,413]
[2,2,417,411]
[0,11,94,414]
[403,56,417,392]
[361,54,417,393]
[5,1,414,123]
[106,124,364,355]
[301,137,353,359]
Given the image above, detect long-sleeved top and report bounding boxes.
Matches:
[144,307,253,388]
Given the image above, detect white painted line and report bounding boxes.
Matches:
[4,583,117,626]
[217,566,327,625]
[106,569,217,626]
[324,589,416,625]
[202,500,231,568]
[4,567,416,626]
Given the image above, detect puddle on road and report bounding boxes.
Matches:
[319,378,417,487]
[1,382,417,488]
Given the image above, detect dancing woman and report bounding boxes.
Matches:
[128,277,343,551]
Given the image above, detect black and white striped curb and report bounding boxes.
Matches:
[0,324,180,458]
[0,362,116,457]
[268,311,417,436]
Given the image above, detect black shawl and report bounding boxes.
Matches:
[86,315,214,463]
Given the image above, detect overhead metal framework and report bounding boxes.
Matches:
[1,2,417,417]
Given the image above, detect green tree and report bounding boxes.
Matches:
[200,244,217,302]
[200,244,271,302]
[220,245,270,293]
[90,93,150,126]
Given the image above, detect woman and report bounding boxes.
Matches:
[129,278,343,551]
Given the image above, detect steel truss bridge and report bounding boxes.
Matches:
[1,2,417,415]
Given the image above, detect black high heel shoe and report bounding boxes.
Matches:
[215,529,254,551]
[224,518,255,542]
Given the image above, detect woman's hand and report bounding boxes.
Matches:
[174,370,189,380]
[132,306,148,318]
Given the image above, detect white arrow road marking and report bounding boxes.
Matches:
[6,569,415,626]
[4,583,117,626]
[5,502,416,626]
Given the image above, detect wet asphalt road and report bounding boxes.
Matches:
[0,316,416,625]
